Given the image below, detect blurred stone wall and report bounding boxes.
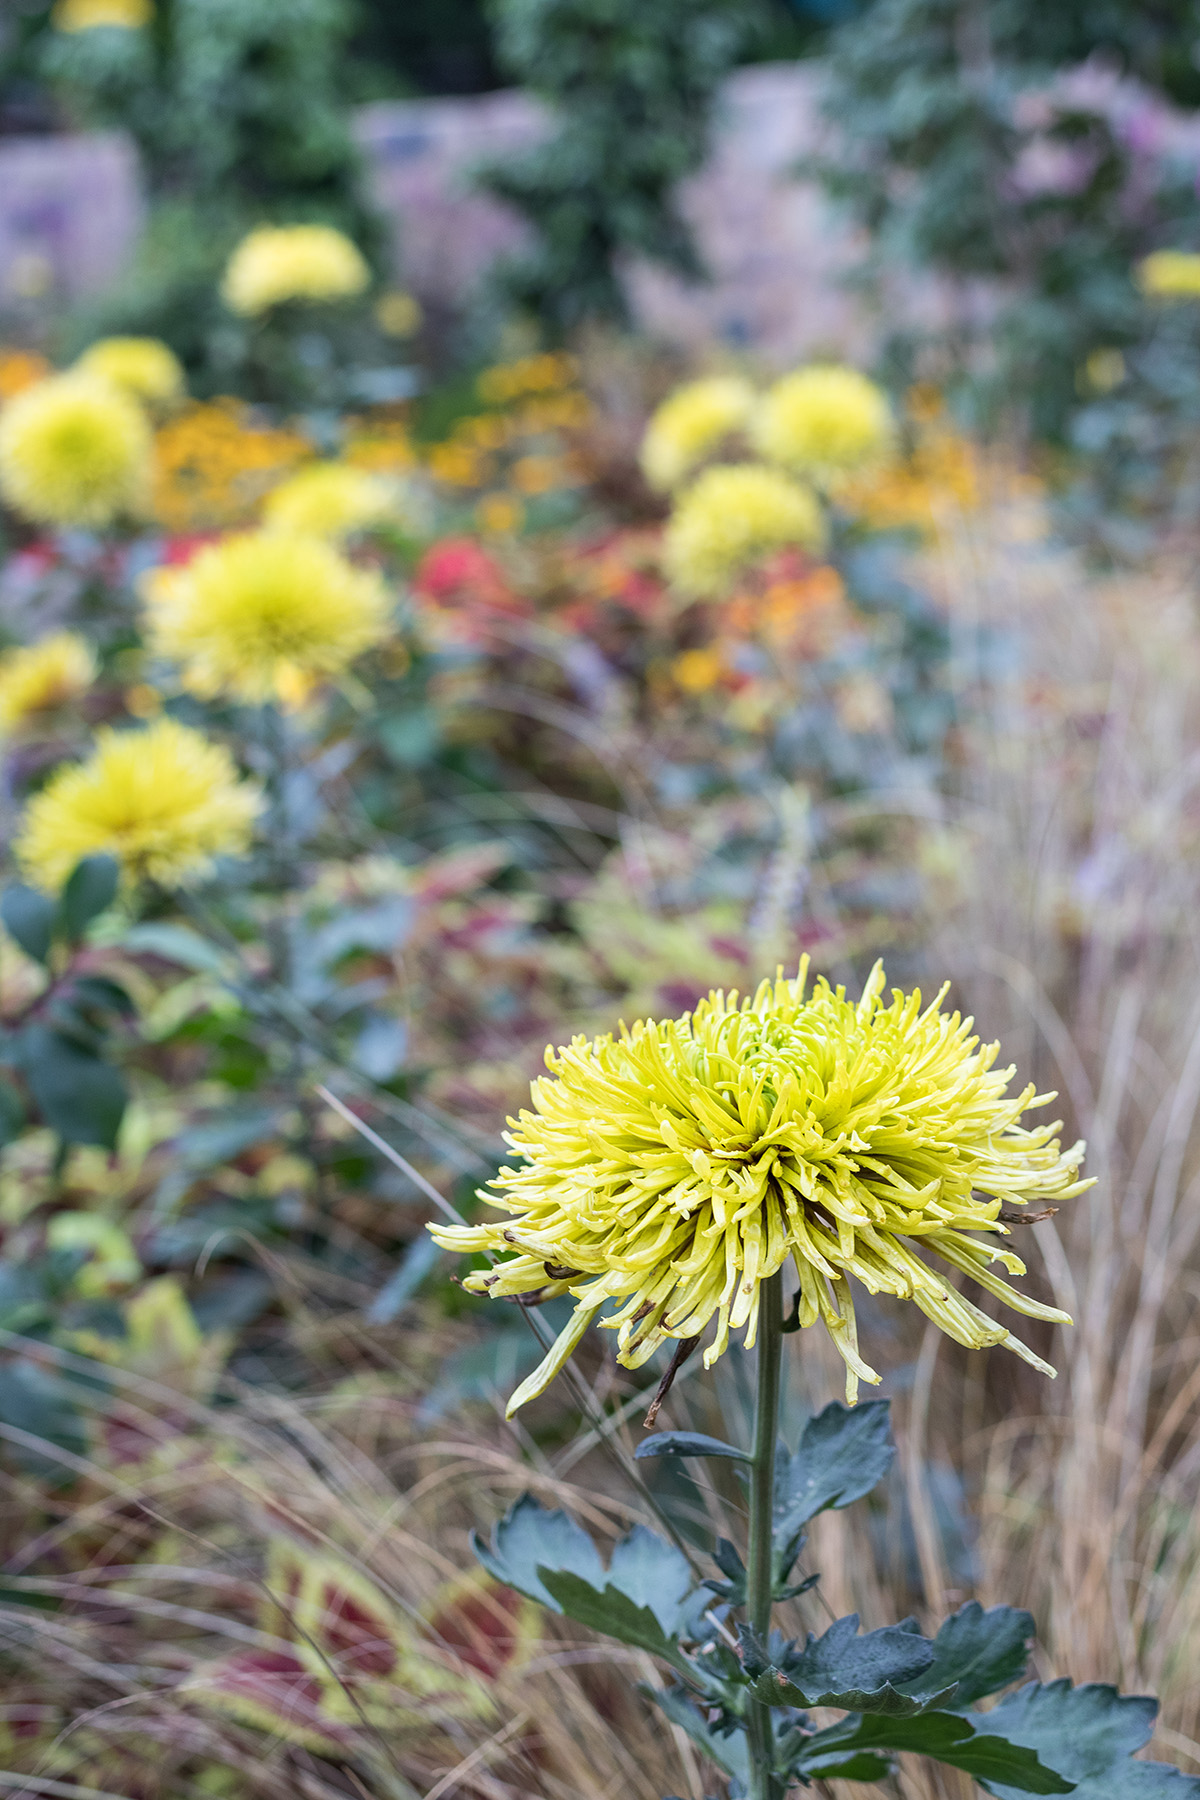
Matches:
[0,65,883,361]
[356,64,876,363]
[0,132,143,320]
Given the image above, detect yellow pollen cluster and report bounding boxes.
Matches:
[17,718,261,891]
[664,463,825,597]
[0,374,151,529]
[143,529,392,705]
[222,226,371,317]
[640,376,756,491]
[431,962,1091,1414]
[0,633,96,737]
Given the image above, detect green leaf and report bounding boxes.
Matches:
[0,1361,88,1485]
[975,1681,1197,1800]
[121,922,231,975]
[747,1614,944,1715]
[539,1568,684,1661]
[0,1076,25,1149]
[773,1400,894,1578]
[473,1493,604,1610]
[650,1686,750,1786]
[57,856,119,943]
[801,1710,1073,1793]
[606,1524,696,1634]
[17,1025,127,1149]
[635,1431,751,1463]
[1,885,56,965]
[903,1602,1034,1709]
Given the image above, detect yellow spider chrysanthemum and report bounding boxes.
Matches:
[143,529,391,705]
[75,337,185,408]
[261,462,395,539]
[431,962,1091,1414]
[17,718,261,891]
[753,365,895,484]
[640,376,757,492]
[664,463,825,597]
[1138,250,1200,299]
[0,633,96,737]
[0,374,151,529]
[52,0,151,29]
[221,226,370,317]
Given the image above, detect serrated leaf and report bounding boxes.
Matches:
[539,1568,683,1660]
[904,1602,1033,1709]
[749,1613,940,1714]
[635,1431,751,1463]
[975,1680,1183,1800]
[650,1686,750,1784]
[606,1524,695,1634]
[1068,1765,1200,1798]
[1,885,56,965]
[472,1493,604,1611]
[58,856,119,942]
[18,1025,126,1148]
[773,1400,894,1577]
[801,1710,1073,1793]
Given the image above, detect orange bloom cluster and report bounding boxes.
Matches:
[151,400,312,533]
[0,349,53,404]
[342,416,417,476]
[422,355,591,515]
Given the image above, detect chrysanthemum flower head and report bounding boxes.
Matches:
[640,376,756,492]
[0,373,151,529]
[262,462,395,539]
[753,365,895,484]
[75,337,185,408]
[17,718,261,891]
[143,529,392,705]
[0,633,96,738]
[221,226,371,317]
[1138,249,1200,299]
[431,962,1091,1415]
[664,463,825,597]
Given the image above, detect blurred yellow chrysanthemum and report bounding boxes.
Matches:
[17,718,261,891]
[221,226,370,317]
[262,462,395,539]
[432,963,1090,1413]
[143,530,391,705]
[75,337,185,408]
[640,376,756,492]
[753,364,894,483]
[0,633,96,737]
[664,463,825,597]
[52,0,151,29]
[1138,249,1200,299]
[0,374,151,529]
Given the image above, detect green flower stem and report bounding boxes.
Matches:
[746,1267,784,1800]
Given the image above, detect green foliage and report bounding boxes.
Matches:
[34,0,380,394]
[474,1401,1200,1797]
[479,0,768,332]
[817,0,1200,470]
